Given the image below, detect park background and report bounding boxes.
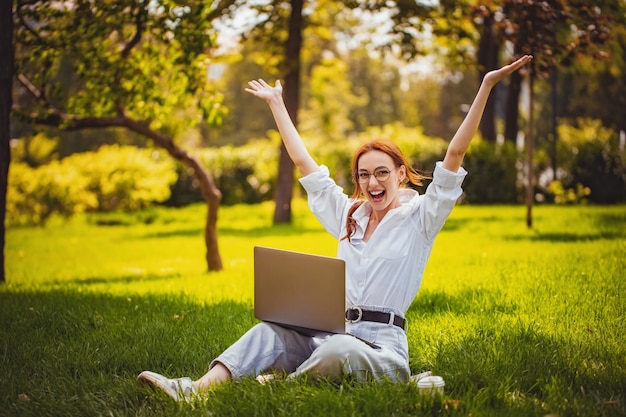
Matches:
[2,0,626,416]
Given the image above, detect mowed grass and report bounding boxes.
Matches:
[2,200,625,417]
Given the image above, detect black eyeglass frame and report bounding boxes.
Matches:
[355,167,397,184]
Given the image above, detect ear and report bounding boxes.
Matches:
[398,165,407,183]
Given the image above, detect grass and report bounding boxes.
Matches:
[2,200,625,416]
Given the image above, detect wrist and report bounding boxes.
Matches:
[267,95,286,108]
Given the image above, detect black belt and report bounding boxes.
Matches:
[345,308,406,330]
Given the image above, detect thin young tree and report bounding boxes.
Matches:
[0,0,15,283]
[12,0,241,271]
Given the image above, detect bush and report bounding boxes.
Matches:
[461,140,520,203]
[197,138,278,206]
[557,119,626,204]
[546,180,591,205]
[7,145,177,226]
[7,161,97,226]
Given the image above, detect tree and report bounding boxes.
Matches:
[496,0,614,227]
[215,0,302,223]
[12,0,240,271]
[274,0,304,223]
[0,0,14,283]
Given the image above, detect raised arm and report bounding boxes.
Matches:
[442,55,533,173]
[245,79,320,177]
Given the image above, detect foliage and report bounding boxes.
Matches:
[556,119,626,204]
[461,140,520,203]
[200,139,278,205]
[300,57,364,140]
[13,0,226,130]
[559,23,626,132]
[10,133,59,166]
[497,0,613,77]
[3,203,625,416]
[7,145,176,226]
[546,180,590,204]
[7,161,96,226]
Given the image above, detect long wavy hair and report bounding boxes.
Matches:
[342,139,427,241]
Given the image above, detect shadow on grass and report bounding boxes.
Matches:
[36,272,185,287]
[142,228,203,238]
[0,288,257,417]
[137,225,327,240]
[407,288,518,317]
[407,289,625,416]
[431,320,625,416]
[1,287,624,417]
[504,230,625,242]
[441,214,521,232]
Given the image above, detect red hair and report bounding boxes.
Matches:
[342,139,426,241]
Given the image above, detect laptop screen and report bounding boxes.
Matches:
[254,246,346,334]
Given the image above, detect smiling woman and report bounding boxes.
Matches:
[138,56,533,401]
[345,139,427,242]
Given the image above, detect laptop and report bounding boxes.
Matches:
[254,246,346,335]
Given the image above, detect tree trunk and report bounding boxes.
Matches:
[118,119,224,271]
[504,71,522,143]
[525,75,535,229]
[273,0,303,224]
[550,69,558,182]
[0,0,14,283]
[477,17,498,142]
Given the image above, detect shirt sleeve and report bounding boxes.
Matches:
[298,165,351,240]
[413,161,467,241]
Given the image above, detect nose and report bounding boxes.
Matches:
[368,174,380,186]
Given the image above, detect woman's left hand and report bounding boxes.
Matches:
[483,55,533,87]
[245,79,283,103]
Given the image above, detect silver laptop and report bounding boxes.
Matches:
[254,246,346,335]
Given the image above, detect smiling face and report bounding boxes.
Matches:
[357,150,406,216]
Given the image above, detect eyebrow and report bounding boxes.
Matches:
[357,166,391,172]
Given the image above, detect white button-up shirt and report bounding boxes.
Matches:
[299,161,467,319]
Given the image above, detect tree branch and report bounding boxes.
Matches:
[16,73,62,112]
[121,6,145,59]
[15,1,47,47]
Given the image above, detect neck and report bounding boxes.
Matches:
[371,200,399,222]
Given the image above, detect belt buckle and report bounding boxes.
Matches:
[346,307,363,323]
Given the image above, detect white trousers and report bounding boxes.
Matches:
[211,321,410,382]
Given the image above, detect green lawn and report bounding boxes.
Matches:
[2,201,625,417]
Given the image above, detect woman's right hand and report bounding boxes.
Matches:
[245,79,283,103]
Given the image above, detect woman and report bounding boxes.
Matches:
[138,55,533,401]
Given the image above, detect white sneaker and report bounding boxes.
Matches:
[409,371,433,384]
[256,373,276,385]
[137,370,197,402]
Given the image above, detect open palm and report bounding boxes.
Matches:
[484,55,533,87]
[245,79,283,102]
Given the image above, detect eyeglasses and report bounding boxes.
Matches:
[355,167,396,184]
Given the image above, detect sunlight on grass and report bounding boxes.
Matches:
[6,199,337,302]
[3,201,625,417]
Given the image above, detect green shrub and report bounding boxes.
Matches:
[65,145,177,212]
[7,145,177,226]
[462,140,520,204]
[7,161,97,226]
[198,138,278,205]
[557,119,626,204]
[546,180,591,205]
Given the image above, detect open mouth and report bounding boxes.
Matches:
[369,190,385,204]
